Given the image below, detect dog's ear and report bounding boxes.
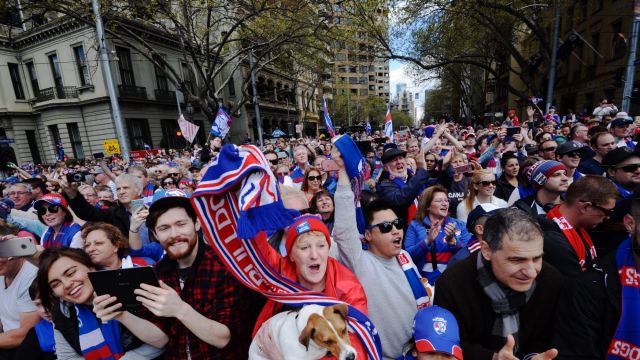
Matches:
[331,304,349,321]
[299,314,319,350]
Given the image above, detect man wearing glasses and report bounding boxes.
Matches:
[514,160,569,217]
[540,176,618,280]
[555,141,589,184]
[7,183,33,212]
[538,139,559,161]
[603,147,640,201]
[608,113,636,149]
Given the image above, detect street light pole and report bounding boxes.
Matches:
[622,1,640,112]
[545,0,561,114]
[248,50,264,147]
[92,0,130,161]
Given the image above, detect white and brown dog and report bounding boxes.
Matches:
[249,304,357,360]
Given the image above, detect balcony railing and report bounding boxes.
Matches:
[34,86,79,103]
[118,85,148,100]
[154,89,175,102]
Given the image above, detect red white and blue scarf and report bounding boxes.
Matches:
[42,222,81,249]
[607,237,640,359]
[142,182,155,205]
[75,304,123,360]
[192,144,383,360]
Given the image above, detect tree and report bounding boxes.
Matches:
[390,109,413,127]
[18,0,340,133]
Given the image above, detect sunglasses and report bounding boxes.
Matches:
[168,172,180,177]
[542,147,557,152]
[366,218,404,233]
[307,175,322,181]
[164,181,175,185]
[617,163,640,173]
[37,205,61,216]
[477,180,497,187]
[563,151,582,158]
[581,201,615,218]
[268,159,279,165]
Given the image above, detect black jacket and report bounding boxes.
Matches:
[494,175,515,202]
[65,192,131,237]
[539,216,598,281]
[553,249,622,359]
[375,168,434,225]
[434,252,564,360]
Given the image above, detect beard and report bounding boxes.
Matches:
[164,235,197,260]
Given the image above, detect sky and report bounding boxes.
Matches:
[389,60,433,122]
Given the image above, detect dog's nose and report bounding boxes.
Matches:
[345,352,355,360]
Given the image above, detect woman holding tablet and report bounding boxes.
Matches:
[37,247,166,359]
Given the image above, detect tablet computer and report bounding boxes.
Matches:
[88,267,160,311]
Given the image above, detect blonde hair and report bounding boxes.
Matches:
[464,169,494,212]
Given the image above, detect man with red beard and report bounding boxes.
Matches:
[376,145,435,225]
[136,195,255,359]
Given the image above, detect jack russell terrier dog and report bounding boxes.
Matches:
[249,304,357,360]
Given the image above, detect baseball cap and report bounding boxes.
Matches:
[34,193,68,210]
[466,204,501,232]
[602,146,640,168]
[381,148,407,164]
[413,306,463,360]
[148,189,191,215]
[555,140,589,156]
[608,112,633,129]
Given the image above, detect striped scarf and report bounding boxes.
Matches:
[142,182,155,205]
[75,304,123,360]
[192,144,383,359]
[547,205,597,270]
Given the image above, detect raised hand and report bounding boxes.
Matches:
[494,335,519,360]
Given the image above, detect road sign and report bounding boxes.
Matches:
[0,139,15,144]
[103,139,121,155]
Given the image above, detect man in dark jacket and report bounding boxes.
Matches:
[376,145,435,225]
[434,208,562,360]
[60,173,143,237]
[553,191,640,359]
[514,160,568,216]
[541,175,619,280]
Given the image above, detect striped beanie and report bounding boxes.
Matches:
[528,160,567,190]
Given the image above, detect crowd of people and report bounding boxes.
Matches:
[0,101,639,360]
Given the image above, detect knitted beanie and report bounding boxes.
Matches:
[528,160,567,190]
[285,214,331,256]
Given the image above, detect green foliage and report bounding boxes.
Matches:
[390,109,413,127]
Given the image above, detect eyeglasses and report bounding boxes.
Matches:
[168,172,180,177]
[581,201,615,218]
[267,159,279,165]
[366,218,404,233]
[617,163,640,173]
[476,180,497,187]
[9,191,29,196]
[542,147,557,152]
[163,181,175,186]
[307,175,322,181]
[563,151,582,158]
[37,205,61,216]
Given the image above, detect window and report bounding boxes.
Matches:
[160,119,186,149]
[228,79,236,97]
[116,47,135,86]
[48,54,64,91]
[349,77,357,84]
[73,45,90,86]
[25,61,39,95]
[66,123,84,159]
[126,118,152,150]
[591,33,600,65]
[154,62,168,91]
[48,125,61,157]
[8,63,25,100]
[359,66,368,73]
[25,130,42,164]
[181,63,195,92]
[336,53,346,61]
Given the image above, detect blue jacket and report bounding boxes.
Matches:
[404,216,471,283]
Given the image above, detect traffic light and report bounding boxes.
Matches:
[176,130,182,137]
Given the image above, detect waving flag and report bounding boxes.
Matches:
[177,114,200,144]
[384,103,393,141]
[323,96,336,138]
[56,140,65,161]
[529,96,543,105]
[210,106,233,139]
[365,121,372,135]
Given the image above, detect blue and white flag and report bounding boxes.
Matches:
[365,121,372,135]
[210,106,233,139]
[384,103,393,141]
[323,96,336,138]
[56,140,65,161]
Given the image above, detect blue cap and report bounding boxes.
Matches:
[413,306,463,359]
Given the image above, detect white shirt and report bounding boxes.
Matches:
[0,261,37,331]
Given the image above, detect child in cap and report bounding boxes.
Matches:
[402,306,463,360]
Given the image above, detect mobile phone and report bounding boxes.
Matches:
[453,164,473,175]
[131,199,145,212]
[0,237,37,258]
[322,159,340,172]
[506,127,521,137]
[88,267,160,311]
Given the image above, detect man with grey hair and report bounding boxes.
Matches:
[434,208,563,360]
[60,173,143,237]
[7,183,33,211]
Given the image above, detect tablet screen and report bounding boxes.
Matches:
[88,267,160,311]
